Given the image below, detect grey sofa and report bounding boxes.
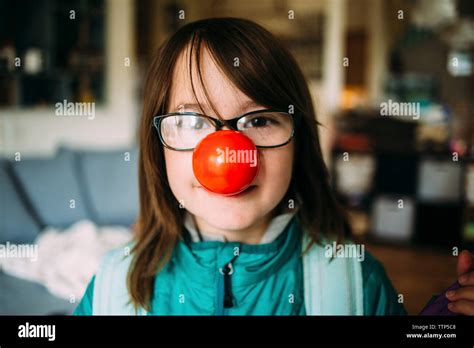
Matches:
[0,146,139,315]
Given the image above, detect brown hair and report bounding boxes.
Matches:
[130,17,350,311]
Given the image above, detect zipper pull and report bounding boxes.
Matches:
[220,262,234,308]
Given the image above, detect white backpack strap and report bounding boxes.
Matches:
[93,244,147,315]
[302,236,364,315]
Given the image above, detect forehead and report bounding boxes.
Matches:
[167,44,259,116]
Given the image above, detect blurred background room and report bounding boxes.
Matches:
[0,0,473,315]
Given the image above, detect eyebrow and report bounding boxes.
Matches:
[171,100,262,114]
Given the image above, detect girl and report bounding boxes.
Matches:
[74,17,474,316]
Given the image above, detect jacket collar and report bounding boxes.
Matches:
[174,212,302,287]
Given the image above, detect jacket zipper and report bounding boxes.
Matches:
[217,260,235,315]
[222,262,234,308]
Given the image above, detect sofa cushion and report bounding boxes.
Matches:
[78,148,139,226]
[11,150,90,228]
[0,160,41,243]
[0,271,75,315]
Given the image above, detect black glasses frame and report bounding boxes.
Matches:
[152,108,296,151]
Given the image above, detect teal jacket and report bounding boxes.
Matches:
[74,216,406,315]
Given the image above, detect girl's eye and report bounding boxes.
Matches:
[192,117,208,130]
[175,116,210,130]
[250,117,268,127]
[243,115,278,128]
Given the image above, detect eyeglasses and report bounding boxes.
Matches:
[153,109,295,151]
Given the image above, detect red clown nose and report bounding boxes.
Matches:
[192,130,259,195]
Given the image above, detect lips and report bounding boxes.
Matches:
[232,185,257,196]
[196,184,257,197]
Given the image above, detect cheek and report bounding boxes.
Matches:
[164,148,195,199]
[258,142,294,197]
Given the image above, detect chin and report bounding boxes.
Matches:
[197,206,262,231]
[184,184,281,231]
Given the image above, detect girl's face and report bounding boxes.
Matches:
[164,47,294,235]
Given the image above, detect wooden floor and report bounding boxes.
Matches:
[366,243,458,315]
